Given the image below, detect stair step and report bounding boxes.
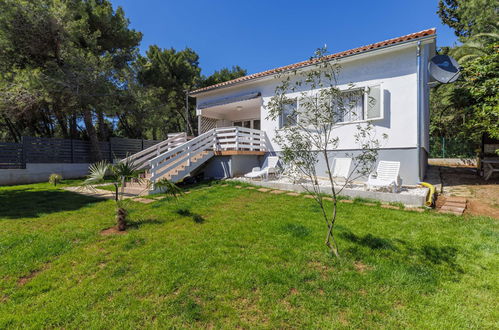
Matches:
[441,205,465,213]
[445,196,467,203]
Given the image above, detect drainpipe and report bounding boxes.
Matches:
[416,41,422,182]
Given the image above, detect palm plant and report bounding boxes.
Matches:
[154,178,184,198]
[83,158,182,231]
[84,158,144,230]
[452,24,499,63]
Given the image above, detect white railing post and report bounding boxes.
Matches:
[212,129,216,151]
[235,127,239,151]
[187,145,191,167]
[250,131,254,151]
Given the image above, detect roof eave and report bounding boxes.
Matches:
[189,34,436,97]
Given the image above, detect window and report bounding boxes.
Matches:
[279,99,298,128]
[233,120,261,129]
[333,90,364,123]
[333,85,383,123]
[253,120,261,130]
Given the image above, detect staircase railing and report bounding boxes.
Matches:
[148,127,267,184]
[123,132,188,170]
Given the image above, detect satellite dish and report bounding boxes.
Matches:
[429,55,461,83]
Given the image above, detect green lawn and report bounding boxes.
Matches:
[0,181,497,328]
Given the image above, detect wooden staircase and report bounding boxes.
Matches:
[122,150,213,196]
[120,127,267,195]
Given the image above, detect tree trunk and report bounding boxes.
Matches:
[82,108,102,161]
[97,111,108,141]
[54,109,69,139]
[1,114,21,142]
[152,127,157,141]
[116,207,127,231]
[70,115,78,139]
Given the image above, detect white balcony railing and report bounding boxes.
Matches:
[147,127,267,184]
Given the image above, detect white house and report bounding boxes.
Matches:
[188,29,437,185]
[126,29,437,194]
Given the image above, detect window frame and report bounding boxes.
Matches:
[332,84,384,125]
[279,97,299,128]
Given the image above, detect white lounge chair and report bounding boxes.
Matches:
[244,156,279,180]
[331,158,352,181]
[366,161,400,192]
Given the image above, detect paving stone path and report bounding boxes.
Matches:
[63,186,158,204]
[242,184,430,213]
[65,183,429,213]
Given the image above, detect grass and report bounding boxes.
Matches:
[0,181,497,328]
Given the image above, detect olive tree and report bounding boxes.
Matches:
[266,48,386,257]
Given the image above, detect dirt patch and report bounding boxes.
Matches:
[18,269,41,286]
[338,310,349,326]
[467,200,499,219]
[353,261,372,273]
[100,227,128,236]
[394,300,405,310]
[308,260,334,279]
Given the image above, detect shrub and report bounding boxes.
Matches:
[48,173,63,186]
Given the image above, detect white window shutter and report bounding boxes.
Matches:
[365,85,383,120]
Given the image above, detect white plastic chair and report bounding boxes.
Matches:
[244,156,279,181]
[366,161,400,192]
[331,158,352,181]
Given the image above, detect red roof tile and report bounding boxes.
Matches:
[190,28,436,95]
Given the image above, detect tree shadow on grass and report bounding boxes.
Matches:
[281,223,311,238]
[0,188,104,219]
[176,208,205,223]
[340,231,397,250]
[339,230,464,277]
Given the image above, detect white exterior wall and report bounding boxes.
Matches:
[196,44,431,152]
[264,47,419,151]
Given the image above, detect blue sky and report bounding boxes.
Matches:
[112,0,458,77]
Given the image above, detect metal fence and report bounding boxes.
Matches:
[429,136,478,158]
[0,136,162,169]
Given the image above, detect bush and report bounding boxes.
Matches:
[48,173,63,186]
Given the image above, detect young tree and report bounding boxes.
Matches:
[266,49,384,257]
[83,158,182,231]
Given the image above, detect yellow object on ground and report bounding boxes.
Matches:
[420,182,436,207]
